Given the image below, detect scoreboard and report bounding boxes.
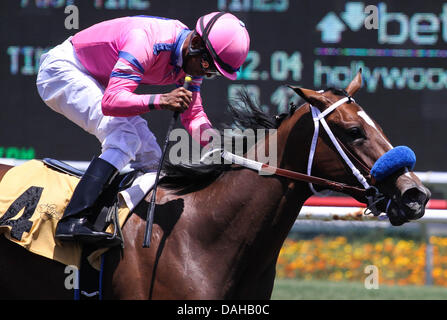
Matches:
[1,0,446,171]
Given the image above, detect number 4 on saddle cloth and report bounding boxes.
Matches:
[0,159,155,271]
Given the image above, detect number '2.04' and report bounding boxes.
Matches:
[238,51,302,82]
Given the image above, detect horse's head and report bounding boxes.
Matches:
[284,70,430,226]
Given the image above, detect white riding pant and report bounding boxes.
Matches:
[36,37,161,172]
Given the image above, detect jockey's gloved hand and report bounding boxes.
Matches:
[159,87,192,113]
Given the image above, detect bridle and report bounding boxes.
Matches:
[201,94,389,216]
[305,94,389,215]
[307,95,367,194]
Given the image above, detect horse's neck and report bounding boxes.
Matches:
[200,109,314,287]
[190,163,309,285]
[209,115,310,257]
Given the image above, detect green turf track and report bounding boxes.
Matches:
[271,278,447,300]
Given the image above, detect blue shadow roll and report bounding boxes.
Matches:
[371,146,416,182]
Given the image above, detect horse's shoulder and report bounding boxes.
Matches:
[143,187,183,205]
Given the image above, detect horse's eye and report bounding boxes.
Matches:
[347,127,365,140]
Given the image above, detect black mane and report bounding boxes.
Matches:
[159,87,347,194]
[159,90,289,194]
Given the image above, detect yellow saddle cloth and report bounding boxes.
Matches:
[0,160,131,270]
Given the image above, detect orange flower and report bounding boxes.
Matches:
[276,236,447,287]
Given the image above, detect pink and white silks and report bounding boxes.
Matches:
[36,16,213,172]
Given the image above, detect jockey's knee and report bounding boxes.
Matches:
[100,126,142,170]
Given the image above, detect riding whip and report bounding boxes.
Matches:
[143,76,192,248]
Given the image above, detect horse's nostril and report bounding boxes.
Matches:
[401,187,428,219]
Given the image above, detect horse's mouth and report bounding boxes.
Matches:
[377,185,431,226]
[369,167,431,226]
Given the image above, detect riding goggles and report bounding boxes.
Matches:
[187,30,221,78]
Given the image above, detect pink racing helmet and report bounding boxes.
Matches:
[195,12,250,80]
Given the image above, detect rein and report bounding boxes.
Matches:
[202,95,387,216]
[216,150,369,199]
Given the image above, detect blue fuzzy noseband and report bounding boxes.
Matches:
[370,146,416,182]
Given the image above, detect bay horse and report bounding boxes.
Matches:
[0,71,430,299]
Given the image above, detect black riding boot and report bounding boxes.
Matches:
[55,157,118,245]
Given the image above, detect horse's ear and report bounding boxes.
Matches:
[287,86,331,109]
[345,68,363,96]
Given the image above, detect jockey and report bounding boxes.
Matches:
[36,12,250,246]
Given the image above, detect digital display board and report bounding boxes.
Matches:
[0,0,446,171]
